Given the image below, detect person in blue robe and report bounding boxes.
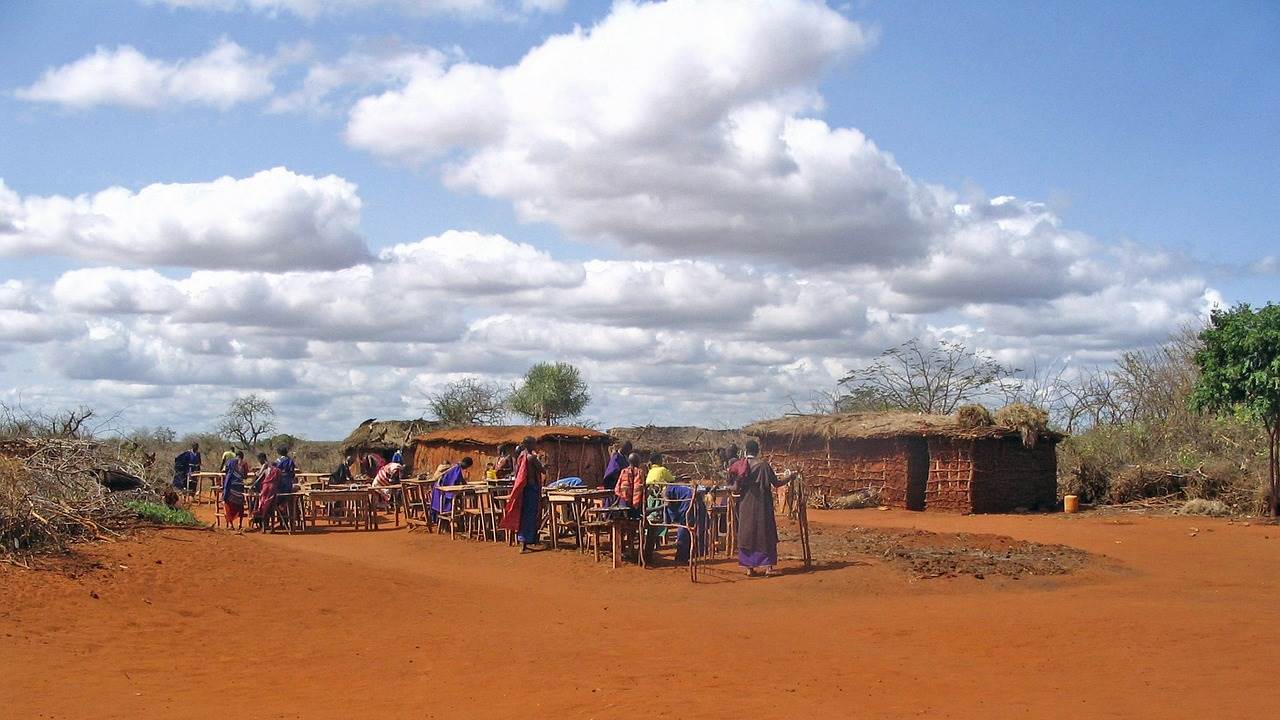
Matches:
[172,443,201,493]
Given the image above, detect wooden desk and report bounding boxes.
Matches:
[190,472,222,502]
[304,488,374,530]
[544,488,615,550]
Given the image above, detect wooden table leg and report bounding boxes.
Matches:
[612,522,621,569]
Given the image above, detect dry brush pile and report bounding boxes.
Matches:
[0,437,156,561]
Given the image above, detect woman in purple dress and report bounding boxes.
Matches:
[728,439,791,577]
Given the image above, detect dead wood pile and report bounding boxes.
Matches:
[0,437,155,561]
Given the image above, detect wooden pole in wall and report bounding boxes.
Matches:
[797,472,812,570]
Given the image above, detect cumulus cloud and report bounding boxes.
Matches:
[15,39,283,110]
[0,168,370,270]
[142,0,563,19]
[267,43,445,114]
[343,0,940,266]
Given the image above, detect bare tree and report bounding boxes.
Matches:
[839,339,1012,415]
[427,378,508,427]
[1,402,101,439]
[217,394,277,450]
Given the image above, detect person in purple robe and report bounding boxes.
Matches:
[727,439,791,577]
[172,442,201,494]
[601,441,632,490]
[430,457,473,520]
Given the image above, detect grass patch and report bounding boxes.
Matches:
[123,500,204,527]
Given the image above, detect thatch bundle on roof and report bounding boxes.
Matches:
[993,403,1050,447]
[341,418,436,454]
[956,404,994,429]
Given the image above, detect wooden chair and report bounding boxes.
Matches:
[642,483,705,582]
[401,481,432,532]
[584,506,640,568]
[462,488,491,541]
[434,484,466,538]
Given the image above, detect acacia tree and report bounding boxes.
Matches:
[1190,303,1280,517]
[217,394,277,450]
[509,362,591,426]
[427,378,508,427]
[839,339,1012,415]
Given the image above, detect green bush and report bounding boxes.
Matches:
[123,500,203,527]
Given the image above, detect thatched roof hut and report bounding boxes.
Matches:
[342,419,435,454]
[607,425,749,478]
[745,412,1060,513]
[341,418,438,473]
[409,425,613,485]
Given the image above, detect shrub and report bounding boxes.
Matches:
[123,500,203,527]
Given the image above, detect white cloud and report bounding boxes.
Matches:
[0,168,370,270]
[344,0,956,267]
[15,39,280,110]
[267,43,445,114]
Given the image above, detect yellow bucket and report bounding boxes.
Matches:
[1063,495,1079,514]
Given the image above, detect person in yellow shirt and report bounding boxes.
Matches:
[645,452,674,485]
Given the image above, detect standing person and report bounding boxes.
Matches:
[499,436,544,552]
[645,452,675,485]
[602,441,632,491]
[391,447,404,465]
[222,450,247,528]
[613,453,646,515]
[493,444,516,479]
[429,457,472,519]
[172,442,201,495]
[728,440,791,577]
[274,446,297,494]
[251,452,270,492]
[329,455,355,486]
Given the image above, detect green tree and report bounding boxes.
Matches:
[508,362,591,426]
[1190,303,1280,516]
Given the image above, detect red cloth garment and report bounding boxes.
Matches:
[614,466,646,508]
[499,451,544,540]
[254,466,282,520]
[499,453,531,535]
[225,502,244,526]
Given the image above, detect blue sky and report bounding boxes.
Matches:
[0,0,1276,439]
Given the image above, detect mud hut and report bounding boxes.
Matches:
[744,412,1060,513]
[341,418,436,472]
[409,426,613,484]
[607,426,749,479]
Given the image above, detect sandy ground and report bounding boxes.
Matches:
[3,509,1278,719]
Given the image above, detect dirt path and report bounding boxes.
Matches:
[3,510,1278,719]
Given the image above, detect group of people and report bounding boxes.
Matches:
[599,439,790,575]
[171,442,298,530]
[176,432,790,575]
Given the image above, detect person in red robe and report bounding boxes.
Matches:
[498,436,545,552]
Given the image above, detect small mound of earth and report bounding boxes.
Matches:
[783,525,1092,580]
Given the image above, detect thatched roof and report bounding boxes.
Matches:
[745,411,1058,442]
[342,418,437,452]
[607,426,749,452]
[413,425,612,447]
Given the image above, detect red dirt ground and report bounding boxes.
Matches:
[3,509,1278,719]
